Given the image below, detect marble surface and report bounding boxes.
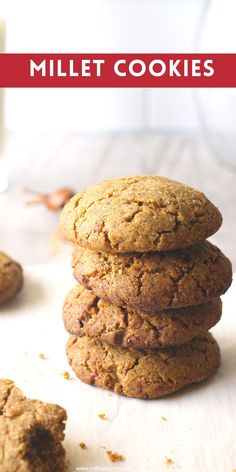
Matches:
[0,132,235,267]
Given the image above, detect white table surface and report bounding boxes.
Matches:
[0,262,235,472]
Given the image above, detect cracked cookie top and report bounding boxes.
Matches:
[66,333,220,399]
[60,176,222,253]
[0,252,23,304]
[63,285,222,349]
[72,241,232,312]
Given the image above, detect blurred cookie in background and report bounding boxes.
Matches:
[0,252,23,304]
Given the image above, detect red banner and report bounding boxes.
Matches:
[0,53,235,87]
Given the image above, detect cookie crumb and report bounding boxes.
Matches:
[61,371,71,380]
[38,353,47,360]
[166,457,174,466]
[106,450,125,462]
[79,442,87,449]
[161,416,167,421]
[98,413,107,420]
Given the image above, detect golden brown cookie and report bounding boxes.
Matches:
[63,285,222,348]
[66,333,220,399]
[0,379,67,471]
[72,242,232,312]
[60,176,222,253]
[0,252,23,304]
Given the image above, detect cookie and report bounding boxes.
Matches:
[60,176,222,253]
[0,252,23,304]
[0,379,67,471]
[63,285,222,348]
[72,241,232,312]
[66,332,220,399]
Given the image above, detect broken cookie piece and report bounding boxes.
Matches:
[0,379,67,471]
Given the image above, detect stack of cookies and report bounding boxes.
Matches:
[61,176,232,399]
